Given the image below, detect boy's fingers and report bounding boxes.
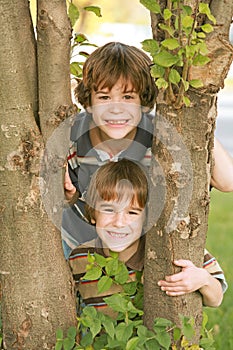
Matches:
[173,259,194,268]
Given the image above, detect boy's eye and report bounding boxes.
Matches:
[100,206,114,213]
[123,94,134,100]
[128,210,141,215]
[98,95,109,100]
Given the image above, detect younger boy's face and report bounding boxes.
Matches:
[89,78,142,141]
[94,198,145,253]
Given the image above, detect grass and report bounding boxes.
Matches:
[205,190,233,349]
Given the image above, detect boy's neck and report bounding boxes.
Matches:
[104,239,140,263]
[89,123,137,156]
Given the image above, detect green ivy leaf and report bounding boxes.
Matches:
[163,8,173,20]
[55,341,63,350]
[183,95,191,107]
[193,54,210,66]
[67,326,77,339]
[106,257,119,275]
[115,262,129,284]
[56,328,63,340]
[156,331,171,350]
[137,325,154,338]
[139,0,161,14]
[68,3,79,27]
[98,275,113,294]
[197,32,206,39]
[83,6,102,17]
[182,79,189,91]
[63,337,75,350]
[201,23,214,33]
[173,326,181,341]
[109,250,119,259]
[83,306,97,318]
[102,319,115,339]
[74,33,88,44]
[94,252,107,267]
[155,78,168,89]
[126,336,140,350]
[141,39,159,55]
[183,322,195,340]
[169,69,181,84]
[182,5,192,16]
[154,317,173,328]
[115,322,134,343]
[144,338,160,350]
[123,281,137,295]
[161,38,180,50]
[80,332,93,347]
[89,318,102,338]
[159,23,174,36]
[87,251,95,263]
[153,51,180,67]
[83,266,102,280]
[150,64,165,78]
[198,42,209,55]
[70,62,83,77]
[199,3,216,24]
[104,294,128,313]
[182,15,194,28]
[189,79,203,88]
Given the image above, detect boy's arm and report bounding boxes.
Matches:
[211,138,233,192]
[157,259,223,307]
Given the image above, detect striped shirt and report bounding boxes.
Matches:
[69,237,227,318]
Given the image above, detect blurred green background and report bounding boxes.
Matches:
[205,190,233,349]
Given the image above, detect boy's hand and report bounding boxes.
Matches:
[64,164,77,200]
[157,259,209,296]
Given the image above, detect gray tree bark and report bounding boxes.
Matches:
[0,0,77,348]
[144,0,233,342]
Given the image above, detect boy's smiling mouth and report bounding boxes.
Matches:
[105,119,129,125]
[107,231,128,238]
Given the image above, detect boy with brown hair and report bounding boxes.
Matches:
[69,159,227,318]
[63,41,233,257]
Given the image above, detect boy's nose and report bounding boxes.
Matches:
[109,102,124,114]
[112,211,126,227]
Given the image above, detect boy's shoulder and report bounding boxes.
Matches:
[70,111,91,142]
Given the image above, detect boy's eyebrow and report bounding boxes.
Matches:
[94,89,137,94]
[98,202,143,211]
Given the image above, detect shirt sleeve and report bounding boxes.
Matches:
[203,249,228,293]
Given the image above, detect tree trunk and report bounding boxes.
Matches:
[0,1,77,349]
[144,0,233,341]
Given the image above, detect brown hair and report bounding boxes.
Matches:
[75,42,157,110]
[85,159,148,222]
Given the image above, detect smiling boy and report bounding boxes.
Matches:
[69,159,227,318]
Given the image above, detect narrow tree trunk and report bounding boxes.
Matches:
[144,0,233,342]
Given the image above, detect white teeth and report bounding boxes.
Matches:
[109,232,127,238]
[107,120,127,125]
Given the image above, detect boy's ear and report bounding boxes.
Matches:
[91,218,96,224]
[87,106,92,113]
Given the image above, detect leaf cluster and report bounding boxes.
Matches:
[67,2,101,79]
[55,252,215,350]
[140,0,216,108]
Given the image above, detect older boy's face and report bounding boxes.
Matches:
[94,198,145,253]
[89,78,142,141]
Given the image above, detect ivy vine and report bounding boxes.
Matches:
[140,0,216,108]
